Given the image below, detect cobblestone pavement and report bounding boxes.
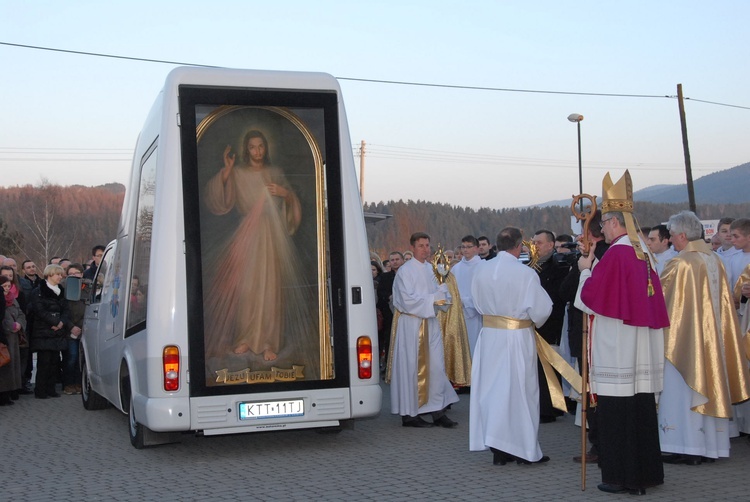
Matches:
[2,382,750,501]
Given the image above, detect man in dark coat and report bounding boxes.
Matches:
[376,251,405,369]
[531,229,570,423]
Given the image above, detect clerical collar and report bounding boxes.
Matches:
[610,233,627,245]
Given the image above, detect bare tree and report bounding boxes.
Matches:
[14,180,77,265]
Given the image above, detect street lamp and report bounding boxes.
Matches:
[567,113,584,198]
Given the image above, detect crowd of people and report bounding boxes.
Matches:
[373,170,750,496]
[0,246,104,407]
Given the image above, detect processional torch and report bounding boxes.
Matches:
[571,194,597,491]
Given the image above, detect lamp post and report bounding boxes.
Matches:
[568,113,584,211]
[567,113,584,196]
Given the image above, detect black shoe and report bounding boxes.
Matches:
[598,483,628,494]
[661,453,683,464]
[18,388,34,395]
[34,393,48,399]
[683,455,702,466]
[539,415,557,423]
[491,448,513,466]
[700,457,716,463]
[10,391,20,400]
[47,393,61,398]
[629,488,647,495]
[433,415,458,428]
[662,453,702,465]
[402,416,434,428]
[516,455,550,465]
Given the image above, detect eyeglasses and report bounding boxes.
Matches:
[599,217,613,229]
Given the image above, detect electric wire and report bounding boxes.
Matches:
[2,41,749,109]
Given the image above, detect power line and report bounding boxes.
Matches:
[354,143,733,171]
[338,76,671,100]
[0,41,218,68]
[2,41,749,109]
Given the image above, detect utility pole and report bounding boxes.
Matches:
[359,140,366,200]
[677,84,697,213]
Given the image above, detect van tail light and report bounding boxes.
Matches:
[357,336,373,379]
[163,346,180,391]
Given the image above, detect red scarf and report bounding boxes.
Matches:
[5,283,19,307]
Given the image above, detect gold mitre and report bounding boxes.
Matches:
[601,170,634,214]
[600,170,655,294]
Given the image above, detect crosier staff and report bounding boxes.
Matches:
[571,194,597,491]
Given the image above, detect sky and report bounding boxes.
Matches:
[2,1,749,209]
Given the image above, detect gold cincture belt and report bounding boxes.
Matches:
[483,315,533,330]
[482,315,582,412]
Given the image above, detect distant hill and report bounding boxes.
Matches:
[634,162,750,204]
[70,182,126,194]
[535,162,750,207]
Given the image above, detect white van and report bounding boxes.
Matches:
[72,67,381,448]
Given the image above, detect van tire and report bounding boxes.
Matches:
[81,352,108,411]
[128,391,146,449]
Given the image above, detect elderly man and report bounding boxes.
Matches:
[575,170,669,495]
[386,232,459,428]
[470,227,552,465]
[658,211,750,465]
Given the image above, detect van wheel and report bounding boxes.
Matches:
[81,352,108,410]
[128,392,146,449]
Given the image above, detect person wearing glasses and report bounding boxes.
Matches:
[575,171,669,495]
[451,235,482,358]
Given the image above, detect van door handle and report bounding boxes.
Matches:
[92,308,99,315]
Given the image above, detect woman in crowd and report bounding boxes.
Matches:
[1,265,28,313]
[29,264,70,399]
[0,265,31,394]
[63,263,86,395]
[371,260,383,292]
[0,275,26,405]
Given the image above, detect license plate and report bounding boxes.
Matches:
[239,399,305,420]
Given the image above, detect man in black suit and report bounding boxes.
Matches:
[376,251,404,370]
[531,229,569,423]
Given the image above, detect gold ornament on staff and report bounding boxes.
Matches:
[571,194,598,255]
[570,192,597,492]
[431,244,452,306]
[431,244,452,285]
[522,240,541,271]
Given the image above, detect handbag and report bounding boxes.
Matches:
[0,342,10,368]
[17,327,29,349]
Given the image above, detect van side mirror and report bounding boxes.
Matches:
[64,277,92,302]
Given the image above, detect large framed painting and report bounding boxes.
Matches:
[178,90,343,393]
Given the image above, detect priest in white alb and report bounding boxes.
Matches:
[469,227,553,465]
[451,234,483,357]
[386,232,459,428]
